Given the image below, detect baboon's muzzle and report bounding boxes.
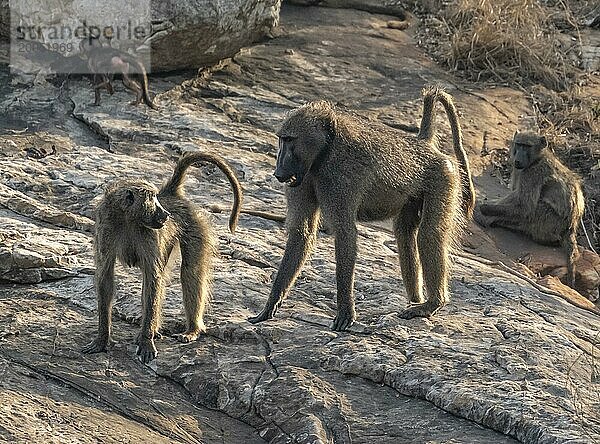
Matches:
[274,170,302,187]
[145,208,171,229]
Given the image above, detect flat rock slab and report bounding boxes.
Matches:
[0,5,598,444]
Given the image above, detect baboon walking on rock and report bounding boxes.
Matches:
[83,152,242,363]
[249,86,475,331]
[476,131,584,286]
[82,40,157,109]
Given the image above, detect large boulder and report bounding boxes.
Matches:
[1,0,281,72]
[150,0,281,72]
[285,0,409,19]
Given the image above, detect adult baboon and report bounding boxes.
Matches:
[249,86,475,330]
[476,131,584,285]
[82,40,157,109]
[83,152,242,363]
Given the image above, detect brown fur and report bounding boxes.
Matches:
[83,152,242,363]
[476,131,584,286]
[248,86,474,331]
[83,44,157,109]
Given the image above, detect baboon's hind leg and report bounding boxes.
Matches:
[175,228,213,343]
[122,74,143,105]
[400,161,459,319]
[394,198,424,304]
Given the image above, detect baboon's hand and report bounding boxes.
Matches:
[82,336,110,354]
[136,337,158,364]
[399,302,439,319]
[248,308,276,324]
[332,309,356,331]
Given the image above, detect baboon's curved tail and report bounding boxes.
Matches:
[131,59,157,110]
[161,152,243,233]
[418,86,475,217]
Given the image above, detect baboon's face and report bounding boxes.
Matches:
[274,111,331,187]
[115,183,171,229]
[511,132,546,170]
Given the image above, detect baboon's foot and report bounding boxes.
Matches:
[173,329,201,343]
[331,309,356,331]
[136,337,158,364]
[82,336,111,354]
[248,308,276,324]
[399,302,441,319]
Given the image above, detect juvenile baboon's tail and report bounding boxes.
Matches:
[563,231,579,287]
[161,152,243,233]
[418,86,475,217]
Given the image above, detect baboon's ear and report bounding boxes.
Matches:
[539,135,547,148]
[322,112,337,144]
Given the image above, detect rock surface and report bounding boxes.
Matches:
[0,5,599,443]
[1,0,281,72]
[286,0,409,19]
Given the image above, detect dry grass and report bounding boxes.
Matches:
[414,0,600,247]
[443,0,579,90]
[532,82,600,138]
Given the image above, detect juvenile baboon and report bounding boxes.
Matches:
[83,152,242,363]
[476,131,584,285]
[249,86,475,330]
[82,40,157,109]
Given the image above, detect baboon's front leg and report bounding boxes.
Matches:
[479,191,523,219]
[136,265,166,363]
[92,74,113,106]
[332,221,358,331]
[82,248,116,354]
[248,193,319,324]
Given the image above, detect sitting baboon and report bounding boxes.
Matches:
[476,131,584,285]
[83,152,242,363]
[249,86,475,330]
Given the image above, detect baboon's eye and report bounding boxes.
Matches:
[124,190,135,206]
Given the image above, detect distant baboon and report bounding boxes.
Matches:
[476,131,584,285]
[81,40,157,109]
[248,86,475,330]
[83,152,242,363]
